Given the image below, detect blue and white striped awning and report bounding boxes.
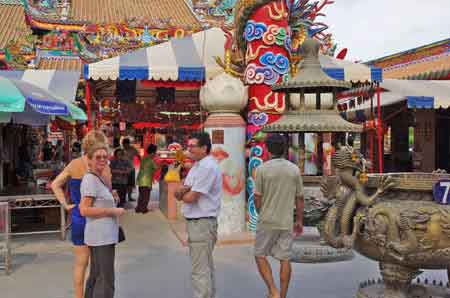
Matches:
[84,28,225,81]
[339,79,450,121]
[320,55,382,82]
[84,27,381,83]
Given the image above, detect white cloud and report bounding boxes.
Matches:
[322,0,450,61]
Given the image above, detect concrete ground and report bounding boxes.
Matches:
[0,207,448,298]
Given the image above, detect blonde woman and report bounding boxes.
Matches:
[51,131,112,298]
[79,141,125,298]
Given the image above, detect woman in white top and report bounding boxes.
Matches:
[79,142,125,298]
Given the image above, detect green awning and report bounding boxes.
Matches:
[0,76,26,112]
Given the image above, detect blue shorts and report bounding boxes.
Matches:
[71,221,86,246]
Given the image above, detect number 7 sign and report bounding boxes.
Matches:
[433,180,450,205]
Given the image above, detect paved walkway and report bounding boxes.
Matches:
[0,209,447,298]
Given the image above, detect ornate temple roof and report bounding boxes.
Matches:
[0,0,22,4]
[71,0,200,27]
[27,0,202,28]
[0,3,28,49]
[38,57,83,72]
[382,54,450,80]
[367,38,450,80]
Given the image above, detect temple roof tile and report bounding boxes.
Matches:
[27,0,202,28]
[38,56,83,72]
[0,3,29,49]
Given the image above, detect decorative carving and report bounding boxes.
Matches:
[245,43,269,63]
[213,27,244,78]
[266,2,287,21]
[42,30,77,52]
[200,72,248,113]
[322,147,450,297]
[76,24,196,62]
[249,91,285,113]
[192,0,237,26]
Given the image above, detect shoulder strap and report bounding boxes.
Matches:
[87,171,110,192]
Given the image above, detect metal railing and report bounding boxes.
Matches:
[0,202,11,274]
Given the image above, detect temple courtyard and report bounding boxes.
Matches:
[0,208,447,298]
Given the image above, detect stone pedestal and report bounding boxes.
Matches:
[290,232,354,263]
[291,182,354,264]
[357,276,450,298]
[204,113,246,235]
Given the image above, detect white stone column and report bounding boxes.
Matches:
[204,114,246,234]
[200,73,248,235]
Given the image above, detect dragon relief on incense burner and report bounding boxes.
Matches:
[321,147,450,297]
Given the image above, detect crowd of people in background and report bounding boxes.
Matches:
[15,139,67,182]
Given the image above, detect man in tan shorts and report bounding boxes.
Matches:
[254,134,304,298]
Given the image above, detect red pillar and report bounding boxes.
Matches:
[376,84,383,173]
[369,129,374,173]
[85,81,92,131]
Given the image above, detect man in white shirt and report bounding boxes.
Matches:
[176,132,222,298]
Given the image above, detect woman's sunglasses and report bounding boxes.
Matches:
[94,155,108,161]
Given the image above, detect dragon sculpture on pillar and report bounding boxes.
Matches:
[231,0,335,231]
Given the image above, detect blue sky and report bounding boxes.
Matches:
[323,0,450,61]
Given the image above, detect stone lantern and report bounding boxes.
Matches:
[200,72,248,235]
[266,37,359,132]
[265,37,362,176]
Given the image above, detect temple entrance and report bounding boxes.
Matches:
[92,80,206,148]
[89,79,207,218]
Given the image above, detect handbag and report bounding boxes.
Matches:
[88,171,126,244]
[118,226,126,243]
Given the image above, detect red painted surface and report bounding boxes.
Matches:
[85,82,92,131]
[140,80,202,89]
[246,2,289,125]
[336,48,348,60]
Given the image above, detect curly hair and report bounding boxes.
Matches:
[81,130,109,158]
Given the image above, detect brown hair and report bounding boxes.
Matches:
[81,130,109,158]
